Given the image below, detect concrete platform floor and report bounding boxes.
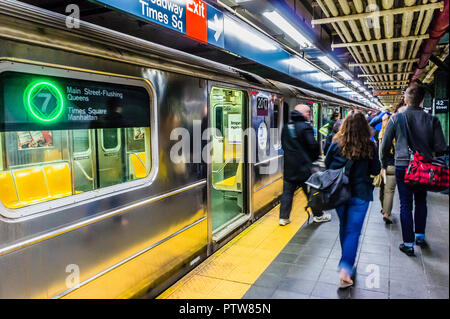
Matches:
[157,187,448,299]
[243,189,449,299]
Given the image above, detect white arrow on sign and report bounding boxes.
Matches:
[208,14,223,42]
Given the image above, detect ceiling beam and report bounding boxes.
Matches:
[332,35,429,49]
[311,2,444,25]
[358,72,413,77]
[349,59,419,67]
[365,80,409,84]
[369,86,408,89]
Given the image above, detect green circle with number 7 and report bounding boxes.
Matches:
[25,81,64,122]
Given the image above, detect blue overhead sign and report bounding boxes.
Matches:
[92,0,186,33]
[90,0,369,107]
[92,0,224,45]
[206,5,224,48]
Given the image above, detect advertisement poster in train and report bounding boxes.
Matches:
[227,113,242,144]
[133,127,145,140]
[257,120,268,150]
[17,131,53,150]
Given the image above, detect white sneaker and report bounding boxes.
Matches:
[279,218,291,226]
[313,213,331,223]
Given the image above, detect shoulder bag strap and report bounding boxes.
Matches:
[399,113,417,156]
[343,159,353,176]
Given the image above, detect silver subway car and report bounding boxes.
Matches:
[0,1,363,298]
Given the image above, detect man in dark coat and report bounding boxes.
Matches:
[381,83,447,256]
[279,104,332,225]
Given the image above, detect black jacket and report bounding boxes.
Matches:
[325,142,381,202]
[281,110,320,183]
[381,106,447,168]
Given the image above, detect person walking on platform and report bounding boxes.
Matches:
[325,111,380,288]
[381,83,447,256]
[279,104,331,226]
[370,105,391,145]
[327,112,340,136]
[324,119,343,156]
[377,104,397,224]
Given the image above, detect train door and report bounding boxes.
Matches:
[209,87,247,241]
[96,128,124,188]
[72,130,95,192]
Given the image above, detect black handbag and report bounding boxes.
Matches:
[304,160,353,217]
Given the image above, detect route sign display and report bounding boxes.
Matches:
[0,71,150,131]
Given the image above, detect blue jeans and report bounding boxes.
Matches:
[336,197,370,276]
[395,166,428,244]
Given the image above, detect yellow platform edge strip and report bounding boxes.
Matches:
[157,190,309,299]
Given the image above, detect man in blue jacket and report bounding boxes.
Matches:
[370,106,391,145]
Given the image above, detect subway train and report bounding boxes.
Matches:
[0,2,367,298]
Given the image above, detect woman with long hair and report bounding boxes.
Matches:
[325,111,381,288]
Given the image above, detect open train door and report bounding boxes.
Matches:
[208,86,249,247]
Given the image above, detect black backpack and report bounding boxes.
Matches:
[304,160,353,219]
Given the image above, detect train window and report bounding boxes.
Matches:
[0,67,153,215]
[272,101,281,149]
[73,130,90,154]
[101,128,120,151]
[215,106,223,138]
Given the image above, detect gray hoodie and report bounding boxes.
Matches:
[380,106,447,168]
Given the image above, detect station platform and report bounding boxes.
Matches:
[157,189,449,299]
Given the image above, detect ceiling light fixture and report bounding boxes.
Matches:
[318,56,340,70]
[226,17,278,51]
[338,71,352,80]
[286,57,316,72]
[263,11,313,48]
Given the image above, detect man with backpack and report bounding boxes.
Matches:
[381,83,447,256]
[279,104,331,225]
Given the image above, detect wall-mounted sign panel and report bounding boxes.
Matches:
[374,90,401,96]
[0,71,150,131]
[435,99,448,113]
[256,96,269,116]
[93,0,187,33]
[206,4,224,48]
[91,0,224,47]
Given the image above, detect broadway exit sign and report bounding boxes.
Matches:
[92,0,225,48]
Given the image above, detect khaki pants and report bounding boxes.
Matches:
[379,165,396,216]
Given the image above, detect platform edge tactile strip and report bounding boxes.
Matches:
[157,190,309,299]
